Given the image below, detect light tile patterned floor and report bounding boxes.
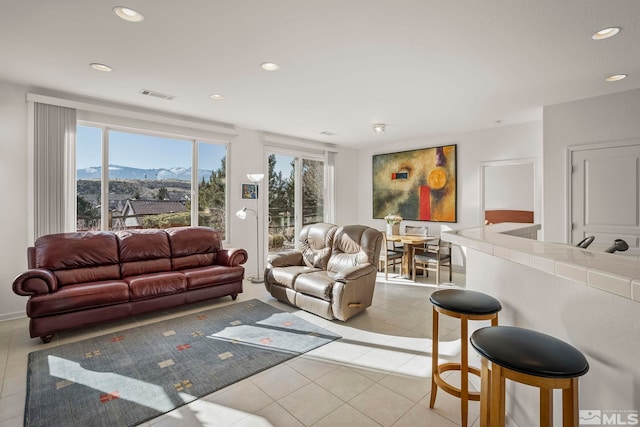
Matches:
[0,271,490,427]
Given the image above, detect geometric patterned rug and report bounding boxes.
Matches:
[24,299,340,427]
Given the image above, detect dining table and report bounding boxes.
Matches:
[385,233,438,279]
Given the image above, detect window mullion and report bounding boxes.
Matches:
[101,128,109,231]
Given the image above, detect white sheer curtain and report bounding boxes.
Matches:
[33,102,76,238]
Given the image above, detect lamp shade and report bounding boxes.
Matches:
[236,207,247,219]
[247,173,264,183]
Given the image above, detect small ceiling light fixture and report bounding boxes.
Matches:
[209,94,224,100]
[261,62,280,71]
[592,26,621,40]
[90,63,113,72]
[372,123,386,134]
[606,74,628,82]
[113,6,144,22]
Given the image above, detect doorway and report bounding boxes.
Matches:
[480,158,540,228]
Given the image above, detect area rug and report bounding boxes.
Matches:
[25,299,340,427]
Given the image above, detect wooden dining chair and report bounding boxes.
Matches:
[411,238,452,284]
[379,232,403,280]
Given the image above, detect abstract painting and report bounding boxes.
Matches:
[372,145,457,222]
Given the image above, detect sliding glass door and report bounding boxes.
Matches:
[267,151,326,252]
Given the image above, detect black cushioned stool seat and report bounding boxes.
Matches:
[470,326,589,427]
[429,289,502,427]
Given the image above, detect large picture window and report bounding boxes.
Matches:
[76,125,228,238]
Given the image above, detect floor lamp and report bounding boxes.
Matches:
[236,173,264,283]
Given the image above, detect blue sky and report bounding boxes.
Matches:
[76,126,225,171]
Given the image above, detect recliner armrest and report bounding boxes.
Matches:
[216,248,248,267]
[13,269,58,295]
[267,251,304,268]
[334,263,376,282]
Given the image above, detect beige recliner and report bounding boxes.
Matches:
[265,223,383,321]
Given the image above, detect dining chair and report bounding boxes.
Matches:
[411,238,452,284]
[379,232,404,280]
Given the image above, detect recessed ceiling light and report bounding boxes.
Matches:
[261,62,280,71]
[372,123,386,134]
[113,6,144,22]
[592,26,621,40]
[605,74,627,82]
[90,63,112,72]
[209,94,224,100]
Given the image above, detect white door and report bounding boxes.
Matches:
[571,144,640,252]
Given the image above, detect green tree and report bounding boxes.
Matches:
[156,186,169,200]
[197,156,226,235]
[77,195,100,230]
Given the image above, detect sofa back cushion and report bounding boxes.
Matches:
[299,223,337,269]
[117,229,172,277]
[167,226,221,270]
[34,232,121,286]
[328,225,383,273]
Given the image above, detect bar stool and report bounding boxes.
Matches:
[429,289,502,427]
[470,326,589,427]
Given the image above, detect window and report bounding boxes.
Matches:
[76,125,227,237]
[267,151,327,252]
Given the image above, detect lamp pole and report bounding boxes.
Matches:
[246,173,264,283]
[235,207,262,283]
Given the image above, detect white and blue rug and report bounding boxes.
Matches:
[25,299,340,427]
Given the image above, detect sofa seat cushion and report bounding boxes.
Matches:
[27,280,129,318]
[182,265,245,290]
[126,272,187,301]
[294,271,337,301]
[268,266,321,289]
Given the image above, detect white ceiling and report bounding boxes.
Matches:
[1,1,639,148]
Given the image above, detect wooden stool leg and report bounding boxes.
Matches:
[540,387,553,427]
[430,306,439,408]
[490,363,505,427]
[480,359,491,427]
[562,378,579,427]
[461,314,469,427]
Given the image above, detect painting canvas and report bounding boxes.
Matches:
[241,183,258,199]
[372,144,457,222]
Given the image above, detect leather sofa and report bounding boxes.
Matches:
[12,226,247,342]
[265,223,382,321]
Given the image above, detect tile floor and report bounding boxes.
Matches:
[0,271,496,427]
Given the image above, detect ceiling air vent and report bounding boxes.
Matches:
[139,89,175,101]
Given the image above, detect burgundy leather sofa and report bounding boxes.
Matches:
[12,226,247,342]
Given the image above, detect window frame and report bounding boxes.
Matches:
[265,145,334,252]
[76,119,230,237]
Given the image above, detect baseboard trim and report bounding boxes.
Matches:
[0,311,27,323]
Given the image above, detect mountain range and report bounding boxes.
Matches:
[77,165,214,181]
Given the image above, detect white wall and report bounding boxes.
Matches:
[0,80,361,320]
[485,163,534,211]
[543,88,640,243]
[357,121,543,266]
[0,81,30,320]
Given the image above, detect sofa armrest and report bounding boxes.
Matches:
[267,251,304,268]
[13,269,58,296]
[334,263,377,282]
[216,248,248,267]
